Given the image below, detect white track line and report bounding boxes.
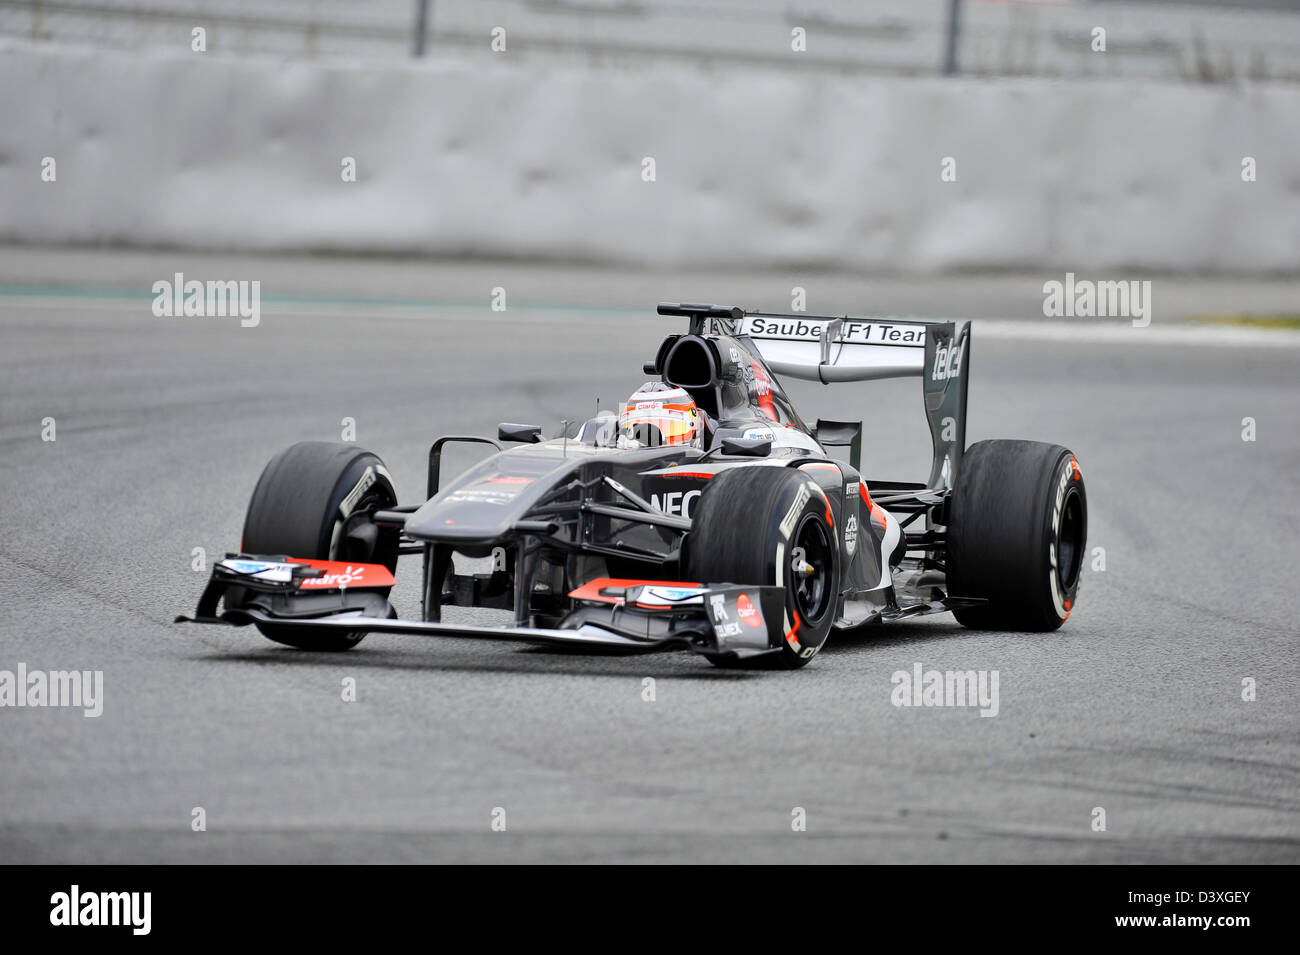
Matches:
[970,319,1300,348]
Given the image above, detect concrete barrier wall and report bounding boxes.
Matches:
[4,41,1299,273]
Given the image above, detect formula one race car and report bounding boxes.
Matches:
[179,303,1087,669]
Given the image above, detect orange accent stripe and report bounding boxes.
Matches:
[784,609,802,645]
[286,559,396,588]
[568,577,702,605]
[808,483,834,526]
[859,481,887,529]
[751,358,779,422]
[670,471,715,480]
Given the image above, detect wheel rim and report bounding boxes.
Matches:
[334,480,397,567]
[791,514,832,624]
[1056,487,1084,592]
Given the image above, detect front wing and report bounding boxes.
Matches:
[176,557,789,659]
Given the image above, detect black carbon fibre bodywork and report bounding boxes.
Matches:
[180,305,992,658]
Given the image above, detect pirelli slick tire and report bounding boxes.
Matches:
[687,467,840,669]
[239,441,400,651]
[947,440,1087,631]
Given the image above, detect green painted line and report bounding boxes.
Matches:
[0,284,141,300]
[1189,313,1300,330]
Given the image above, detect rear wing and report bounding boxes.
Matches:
[740,311,969,489]
[656,306,969,490]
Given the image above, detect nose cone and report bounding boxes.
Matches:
[403,445,580,543]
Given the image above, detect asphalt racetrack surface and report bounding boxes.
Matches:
[2,249,1297,863]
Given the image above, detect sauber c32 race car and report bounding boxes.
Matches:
[178,303,1088,669]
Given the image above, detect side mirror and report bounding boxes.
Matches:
[721,437,772,457]
[498,422,543,444]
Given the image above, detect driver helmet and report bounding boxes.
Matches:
[618,383,701,448]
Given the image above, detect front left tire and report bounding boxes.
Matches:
[237,441,400,651]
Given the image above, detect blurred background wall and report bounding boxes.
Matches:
[3,0,1298,274]
[7,0,1300,81]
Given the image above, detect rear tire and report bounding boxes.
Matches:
[947,440,1086,631]
[687,467,840,669]
[238,441,400,651]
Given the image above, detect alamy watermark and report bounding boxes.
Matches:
[50,886,150,935]
[0,664,103,717]
[152,272,260,327]
[891,662,999,717]
[1043,272,1151,327]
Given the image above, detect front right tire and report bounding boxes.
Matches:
[687,467,840,668]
